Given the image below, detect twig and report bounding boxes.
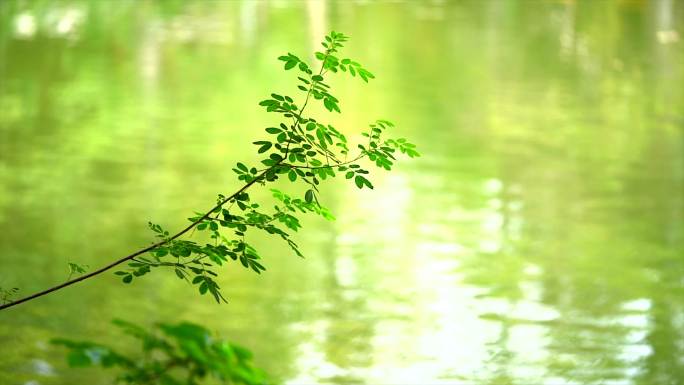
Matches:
[0,163,280,312]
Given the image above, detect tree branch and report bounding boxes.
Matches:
[282,153,365,170]
[0,163,280,312]
[0,35,361,312]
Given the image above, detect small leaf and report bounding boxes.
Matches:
[67,351,93,367]
[174,269,185,280]
[354,175,373,189]
[253,141,271,154]
[323,98,333,112]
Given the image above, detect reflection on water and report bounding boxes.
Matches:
[1,1,683,384]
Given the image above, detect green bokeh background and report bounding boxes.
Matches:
[1,1,683,384]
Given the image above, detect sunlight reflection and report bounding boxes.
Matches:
[14,12,36,39]
[1,1,683,384]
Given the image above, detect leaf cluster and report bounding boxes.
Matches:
[113,31,419,304]
[67,262,89,280]
[52,320,268,385]
[0,286,19,305]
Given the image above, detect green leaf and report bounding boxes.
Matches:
[288,170,297,182]
[174,269,185,280]
[323,98,333,112]
[68,262,87,275]
[254,141,273,154]
[305,189,314,203]
[284,60,297,70]
[354,175,373,189]
[67,351,93,367]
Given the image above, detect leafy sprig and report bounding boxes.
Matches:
[52,319,268,385]
[0,287,19,305]
[113,31,419,303]
[67,262,88,281]
[0,31,418,312]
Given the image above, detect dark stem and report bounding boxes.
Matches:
[1,43,335,312]
[0,164,280,312]
[283,153,366,170]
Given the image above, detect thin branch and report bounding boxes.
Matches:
[0,163,280,312]
[0,40,340,312]
[282,153,366,170]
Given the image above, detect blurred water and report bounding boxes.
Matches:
[0,1,683,384]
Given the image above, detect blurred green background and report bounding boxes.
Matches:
[0,0,683,384]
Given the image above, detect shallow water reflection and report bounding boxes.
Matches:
[1,1,683,384]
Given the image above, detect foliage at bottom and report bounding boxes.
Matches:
[52,319,269,385]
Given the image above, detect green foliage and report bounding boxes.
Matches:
[52,320,269,385]
[0,286,19,305]
[114,31,419,303]
[67,262,89,280]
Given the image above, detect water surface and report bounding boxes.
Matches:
[1,1,683,384]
